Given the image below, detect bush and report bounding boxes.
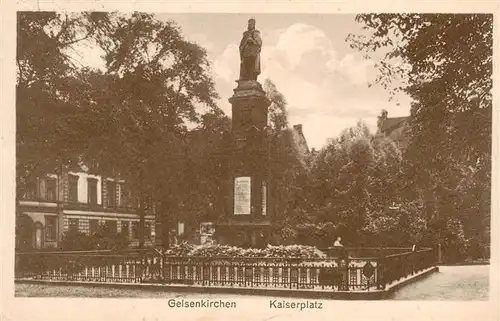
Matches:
[164,243,326,259]
[190,244,267,258]
[272,225,297,245]
[442,217,470,263]
[467,236,490,260]
[361,202,429,247]
[164,242,195,256]
[60,230,96,250]
[60,229,130,251]
[264,244,326,258]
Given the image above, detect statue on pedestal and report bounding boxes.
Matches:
[217,18,271,248]
[239,18,262,81]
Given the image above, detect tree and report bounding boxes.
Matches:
[270,128,314,243]
[264,78,288,134]
[179,112,232,232]
[74,13,220,248]
[363,201,428,247]
[347,14,492,170]
[348,14,492,259]
[309,121,405,245]
[16,12,109,196]
[261,80,314,244]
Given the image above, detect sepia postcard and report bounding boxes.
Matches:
[1,1,499,320]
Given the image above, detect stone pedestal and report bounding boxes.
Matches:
[215,80,272,248]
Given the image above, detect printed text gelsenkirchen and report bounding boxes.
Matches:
[168,299,237,308]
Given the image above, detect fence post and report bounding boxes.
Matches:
[376,255,385,290]
[411,251,415,275]
[343,249,349,291]
[161,253,165,284]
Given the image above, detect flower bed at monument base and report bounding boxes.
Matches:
[164,243,327,259]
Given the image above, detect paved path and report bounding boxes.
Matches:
[389,265,489,300]
[15,282,288,299]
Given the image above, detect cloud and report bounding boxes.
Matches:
[337,53,375,85]
[273,23,331,69]
[213,44,239,83]
[212,23,409,149]
[299,114,379,150]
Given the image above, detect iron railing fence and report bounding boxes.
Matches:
[15,248,436,292]
[16,253,146,283]
[160,256,354,290]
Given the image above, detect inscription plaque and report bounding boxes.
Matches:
[234,177,251,215]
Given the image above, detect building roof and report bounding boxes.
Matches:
[379,116,408,134]
[291,124,310,154]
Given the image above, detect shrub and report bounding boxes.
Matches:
[164,242,195,256]
[361,202,429,247]
[164,243,326,259]
[60,229,130,251]
[442,217,470,263]
[60,230,96,250]
[264,244,326,258]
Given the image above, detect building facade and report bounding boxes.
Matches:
[16,167,155,250]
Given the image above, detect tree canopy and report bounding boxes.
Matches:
[347,14,492,176]
[16,12,109,195]
[307,122,405,245]
[347,14,492,261]
[17,12,223,248]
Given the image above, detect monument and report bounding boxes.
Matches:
[215,18,272,248]
[239,18,262,81]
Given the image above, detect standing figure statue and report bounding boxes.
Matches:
[239,18,262,81]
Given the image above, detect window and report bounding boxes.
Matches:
[103,220,117,236]
[131,194,138,208]
[177,222,184,236]
[118,183,124,207]
[68,175,79,202]
[122,187,138,208]
[45,216,57,240]
[87,178,98,205]
[145,222,151,238]
[23,180,38,200]
[121,221,129,237]
[132,222,139,239]
[89,219,99,236]
[119,183,128,207]
[107,181,116,207]
[262,181,267,216]
[68,218,79,233]
[236,138,247,149]
[45,178,56,202]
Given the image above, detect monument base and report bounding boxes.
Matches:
[229,80,267,103]
[215,78,273,249]
[215,222,272,248]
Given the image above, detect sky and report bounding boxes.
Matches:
[76,13,411,150]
